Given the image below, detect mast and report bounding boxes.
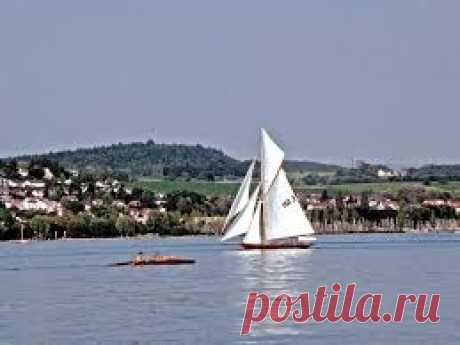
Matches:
[259,132,265,244]
[259,128,284,242]
[259,201,265,243]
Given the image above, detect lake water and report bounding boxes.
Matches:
[0,233,459,345]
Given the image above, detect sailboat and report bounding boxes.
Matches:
[221,129,316,249]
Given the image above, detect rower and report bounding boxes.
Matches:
[133,251,145,265]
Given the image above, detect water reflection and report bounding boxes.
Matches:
[237,249,313,292]
[233,249,315,341]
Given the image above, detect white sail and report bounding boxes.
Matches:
[263,169,314,240]
[260,129,284,195]
[222,184,260,241]
[222,160,255,231]
[242,202,262,245]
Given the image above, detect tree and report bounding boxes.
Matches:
[140,190,157,208]
[166,190,208,215]
[30,215,55,239]
[116,216,136,237]
[397,201,407,231]
[102,192,114,205]
[92,205,118,219]
[130,187,144,201]
[360,191,370,209]
[0,208,14,227]
[0,209,17,240]
[4,160,18,178]
[145,215,157,233]
[65,214,91,238]
[335,191,344,210]
[89,217,117,237]
[63,200,85,214]
[28,165,45,179]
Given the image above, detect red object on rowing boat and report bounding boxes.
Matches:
[110,255,195,266]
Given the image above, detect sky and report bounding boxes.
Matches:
[1,1,459,166]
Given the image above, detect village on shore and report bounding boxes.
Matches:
[1,159,460,241]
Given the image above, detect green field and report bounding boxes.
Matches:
[294,182,426,194]
[130,179,241,196]
[295,181,460,196]
[131,179,460,198]
[426,182,460,197]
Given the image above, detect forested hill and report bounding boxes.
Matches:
[409,164,460,178]
[283,160,341,173]
[6,141,342,179]
[12,141,245,179]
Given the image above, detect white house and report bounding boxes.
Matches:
[43,168,54,180]
[128,208,151,224]
[423,199,448,207]
[377,169,400,178]
[18,168,29,178]
[22,198,49,212]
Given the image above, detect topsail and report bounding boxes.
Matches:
[260,129,284,195]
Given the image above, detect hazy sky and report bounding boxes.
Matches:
[1,1,459,165]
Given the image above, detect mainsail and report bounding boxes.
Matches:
[222,160,255,231]
[221,184,260,241]
[263,169,314,240]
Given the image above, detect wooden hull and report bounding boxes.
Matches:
[241,237,315,250]
[110,257,195,266]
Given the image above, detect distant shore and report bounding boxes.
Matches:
[5,227,459,243]
[310,219,460,235]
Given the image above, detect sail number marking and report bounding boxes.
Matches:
[282,195,297,208]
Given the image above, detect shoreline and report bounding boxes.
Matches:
[3,228,460,243]
[314,228,460,235]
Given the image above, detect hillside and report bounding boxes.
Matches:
[283,160,341,173]
[5,140,343,179]
[10,141,245,179]
[409,165,460,178]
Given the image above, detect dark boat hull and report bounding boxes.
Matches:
[110,258,195,266]
[241,237,315,250]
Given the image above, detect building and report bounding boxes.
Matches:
[423,199,448,207]
[43,168,55,180]
[377,169,400,178]
[18,168,29,178]
[448,201,460,214]
[0,178,8,197]
[128,208,151,224]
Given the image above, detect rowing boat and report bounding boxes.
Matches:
[110,256,195,266]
